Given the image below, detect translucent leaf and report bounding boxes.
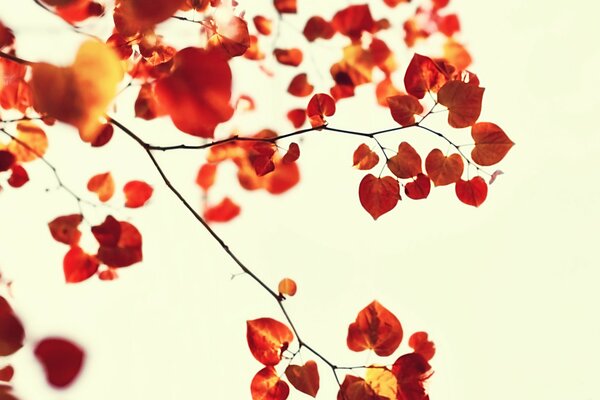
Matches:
[353,144,379,170]
[347,300,403,356]
[471,122,514,166]
[285,361,319,397]
[278,278,297,296]
[204,197,240,223]
[251,366,290,400]
[123,180,153,208]
[437,80,484,128]
[87,172,115,202]
[63,246,99,283]
[246,318,293,366]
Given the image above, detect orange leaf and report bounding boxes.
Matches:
[34,338,84,389]
[375,77,402,107]
[251,366,290,400]
[196,164,218,191]
[337,375,387,400]
[155,48,233,138]
[403,53,449,99]
[404,173,431,200]
[274,48,303,67]
[471,122,514,166]
[353,144,379,170]
[285,360,319,397]
[246,318,293,366]
[274,0,296,13]
[287,109,306,128]
[48,214,83,246]
[264,160,300,194]
[425,149,463,186]
[455,176,487,207]
[437,80,484,128]
[87,172,115,202]
[204,197,241,223]
[303,16,334,42]
[306,93,336,127]
[287,73,314,97]
[347,300,403,356]
[63,246,99,283]
[0,297,25,357]
[93,216,143,267]
[278,278,297,296]
[30,40,123,142]
[253,16,272,35]
[358,175,400,220]
[387,142,422,179]
[387,95,423,126]
[443,38,472,71]
[282,143,300,164]
[114,0,185,37]
[7,122,48,162]
[408,332,435,361]
[392,353,432,400]
[123,180,153,208]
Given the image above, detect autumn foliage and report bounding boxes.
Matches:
[0,0,514,398]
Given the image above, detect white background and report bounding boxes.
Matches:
[0,0,599,399]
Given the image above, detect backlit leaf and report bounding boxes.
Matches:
[455,176,487,207]
[437,80,484,128]
[286,109,306,128]
[353,144,379,170]
[48,214,83,246]
[347,300,403,356]
[113,0,185,37]
[387,142,422,179]
[471,122,514,166]
[0,297,24,357]
[34,338,84,388]
[253,16,272,35]
[204,197,240,223]
[196,164,217,191]
[63,246,99,283]
[306,93,336,127]
[337,375,387,400]
[278,278,297,297]
[274,48,303,67]
[408,331,435,361]
[387,95,423,126]
[358,175,400,220]
[331,4,376,41]
[404,54,449,99]
[247,318,293,366]
[155,47,233,138]
[123,180,153,208]
[87,172,115,202]
[392,353,432,400]
[365,367,398,399]
[7,122,47,162]
[285,361,319,397]
[425,149,463,186]
[287,73,314,97]
[93,216,143,268]
[251,366,290,400]
[274,0,296,14]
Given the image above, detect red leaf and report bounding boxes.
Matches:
[287,73,314,97]
[7,165,28,188]
[376,78,402,107]
[251,366,290,400]
[353,144,379,170]
[358,175,400,220]
[98,266,119,281]
[425,149,463,186]
[113,0,184,37]
[34,338,84,389]
[0,151,15,172]
[306,93,336,127]
[285,360,320,397]
[392,353,432,400]
[196,164,218,191]
[63,246,99,283]
[303,16,334,42]
[123,180,153,208]
[331,4,376,41]
[274,48,303,67]
[91,215,121,246]
[246,318,294,366]
[455,176,487,207]
[0,366,13,382]
[48,214,83,246]
[278,278,297,296]
[282,143,300,164]
[408,332,435,361]
[87,172,115,202]
[93,216,143,267]
[155,48,233,138]
[437,80,484,128]
[0,297,24,357]
[387,142,422,179]
[265,160,300,194]
[90,123,113,147]
[387,95,423,126]
[471,122,514,166]
[204,197,241,223]
[404,54,450,99]
[286,109,306,128]
[274,0,296,13]
[347,300,403,356]
[405,173,431,200]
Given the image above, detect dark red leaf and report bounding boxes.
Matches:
[34,338,84,388]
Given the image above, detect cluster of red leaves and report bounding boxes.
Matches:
[246,299,434,400]
[356,53,513,219]
[0,295,84,397]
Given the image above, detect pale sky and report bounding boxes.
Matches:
[0,0,599,400]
